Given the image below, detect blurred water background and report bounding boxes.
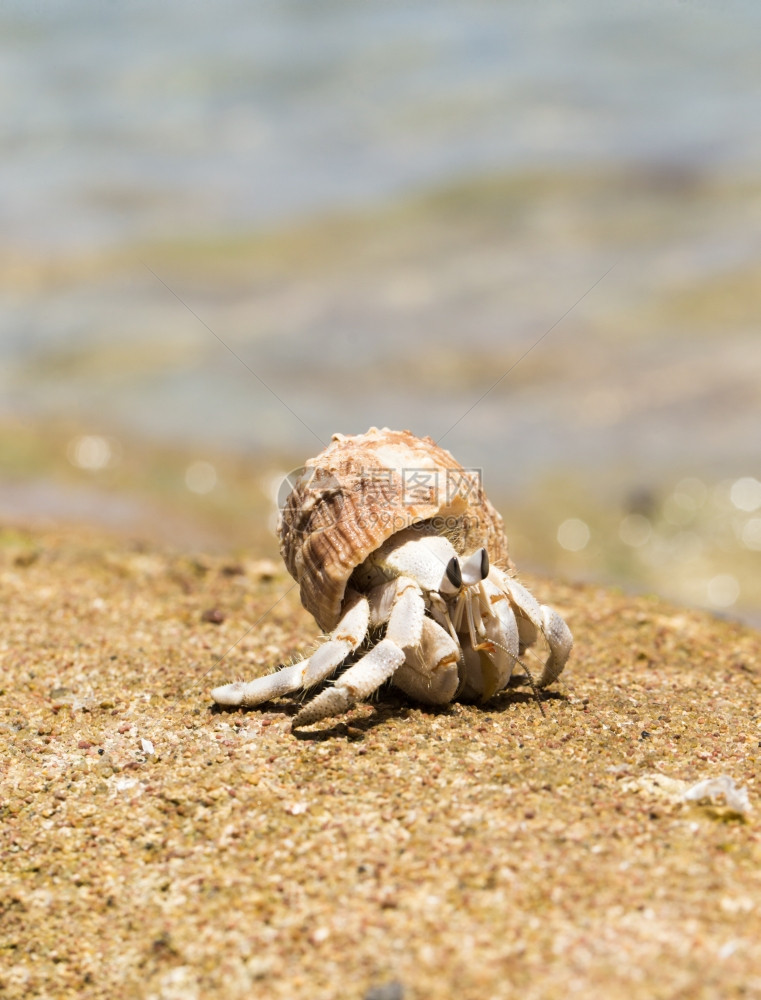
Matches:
[1,0,760,621]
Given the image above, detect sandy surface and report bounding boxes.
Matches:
[1,525,760,1000]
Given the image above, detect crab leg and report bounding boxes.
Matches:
[210,590,369,708]
[292,577,425,727]
[494,571,573,688]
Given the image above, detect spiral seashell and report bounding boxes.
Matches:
[279,427,512,631]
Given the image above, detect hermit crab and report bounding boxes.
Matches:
[211,428,572,726]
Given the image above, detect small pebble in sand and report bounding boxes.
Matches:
[202,607,226,624]
[364,982,404,1000]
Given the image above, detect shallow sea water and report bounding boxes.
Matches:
[1,0,760,618]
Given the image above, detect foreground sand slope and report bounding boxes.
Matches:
[1,527,760,1000]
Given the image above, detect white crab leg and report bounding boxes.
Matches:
[494,570,573,688]
[210,591,369,708]
[293,577,425,727]
[534,606,574,687]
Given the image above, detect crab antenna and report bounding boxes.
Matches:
[517,653,546,719]
[460,548,489,586]
[481,638,547,719]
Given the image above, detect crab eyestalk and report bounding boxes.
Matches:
[440,547,488,596]
[460,548,489,586]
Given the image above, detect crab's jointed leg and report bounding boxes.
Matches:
[210,590,369,708]
[293,576,425,727]
[494,571,573,688]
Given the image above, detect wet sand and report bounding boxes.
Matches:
[1,525,759,999]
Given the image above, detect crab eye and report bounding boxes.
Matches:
[480,549,489,579]
[442,555,462,592]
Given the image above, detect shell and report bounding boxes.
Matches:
[279,427,513,631]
